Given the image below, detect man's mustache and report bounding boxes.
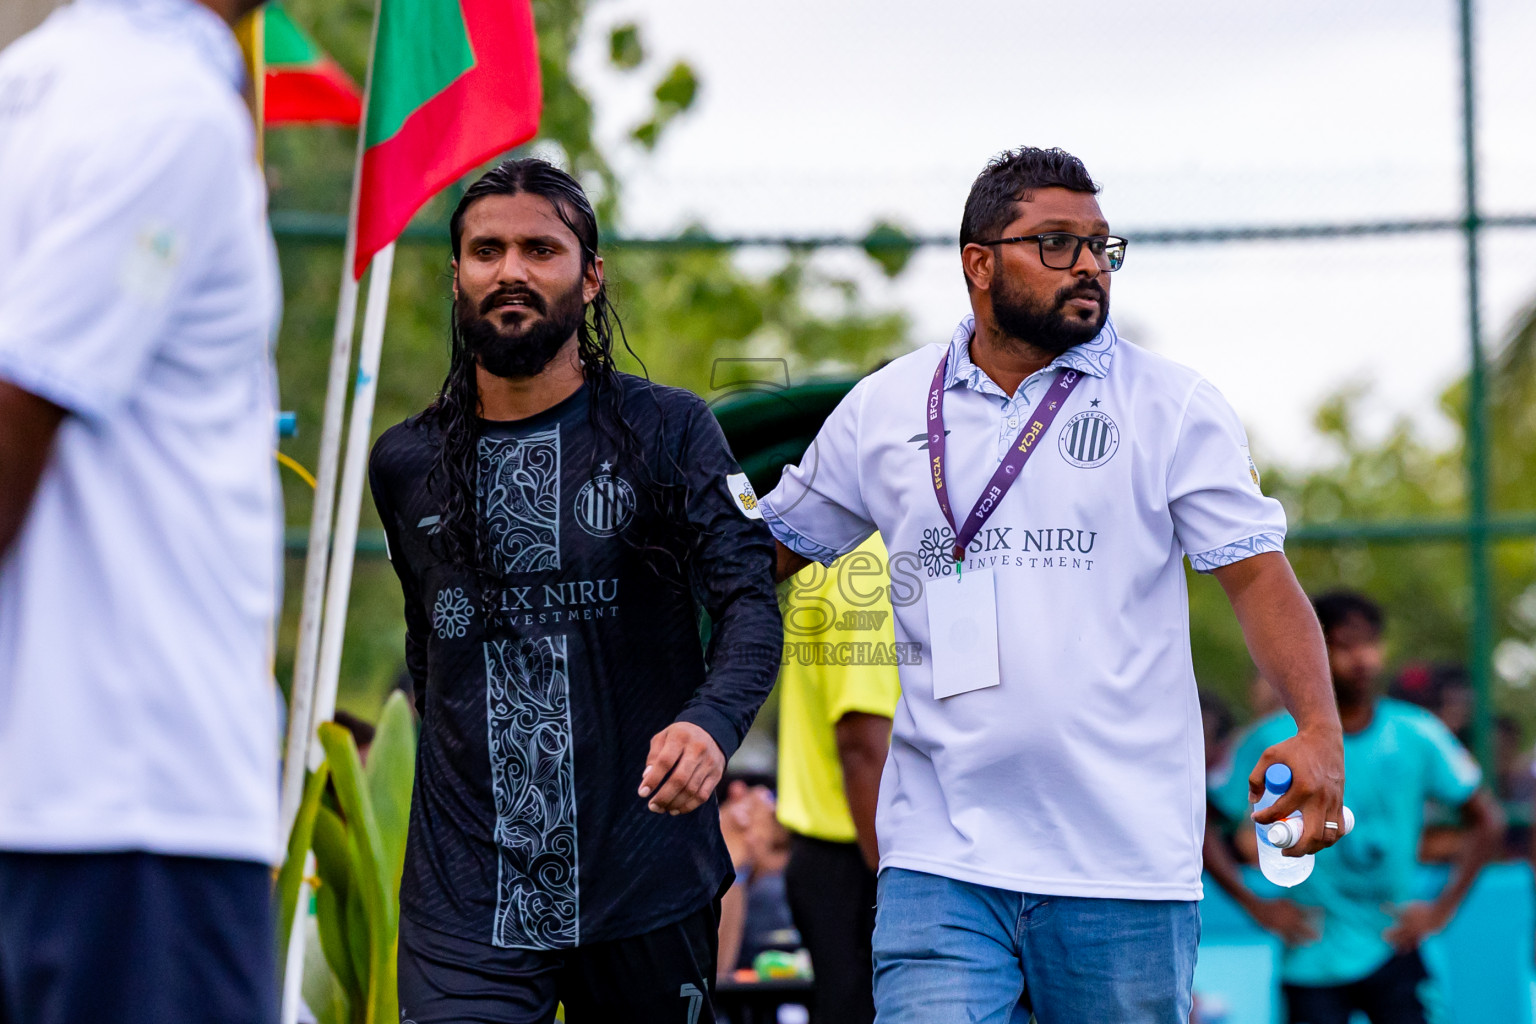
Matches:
[479,286,547,316]
[1054,281,1106,309]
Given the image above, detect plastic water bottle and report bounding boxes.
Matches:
[1266,805,1355,851]
[1253,764,1313,887]
[1253,763,1357,887]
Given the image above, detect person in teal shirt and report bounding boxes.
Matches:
[1207,591,1504,1024]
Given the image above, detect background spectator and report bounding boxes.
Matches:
[718,781,799,978]
[1206,590,1504,1024]
[775,534,900,1024]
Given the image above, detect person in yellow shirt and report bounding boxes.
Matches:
[777,534,903,1024]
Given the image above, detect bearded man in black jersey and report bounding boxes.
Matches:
[369,159,782,1024]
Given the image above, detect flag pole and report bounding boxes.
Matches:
[278,248,360,833]
[279,864,312,1024]
[276,0,381,844]
[291,240,393,1015]
[276,243,393,1024]
[275,244,394,1024]
[274,253,358,1024]
[234,8,265,162]
[277,3,382,1018]
[309,239,396,769]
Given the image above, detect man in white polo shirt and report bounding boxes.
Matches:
[0,0,278,1021]
[762,146,1346,1022]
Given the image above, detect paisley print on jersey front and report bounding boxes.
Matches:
[485,635,578,949]
[479,428,561,573]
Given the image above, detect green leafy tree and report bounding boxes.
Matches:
[1190,301,1536,739]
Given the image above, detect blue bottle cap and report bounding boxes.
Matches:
[1265,763,1293,795]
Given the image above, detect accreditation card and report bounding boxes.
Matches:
[925,566,1001,699]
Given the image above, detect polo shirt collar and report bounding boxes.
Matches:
[78,0,246,93]
[943,314,1118,395]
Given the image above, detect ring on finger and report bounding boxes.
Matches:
[1324,821,1340,830]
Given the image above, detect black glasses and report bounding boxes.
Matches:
[976,232,1128,272]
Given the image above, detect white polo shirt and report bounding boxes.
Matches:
[761,316,1285,900]
[0,0,281,863]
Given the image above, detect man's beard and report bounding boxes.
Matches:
[456,278,587,379]
[991,275,1109,355]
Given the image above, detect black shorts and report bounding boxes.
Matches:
[398,901,720,1024]
[785,833,876,1024]
[1283,949,1431,1024]
[0,850,274,1024]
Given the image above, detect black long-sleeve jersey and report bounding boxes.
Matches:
[368,376,782,950]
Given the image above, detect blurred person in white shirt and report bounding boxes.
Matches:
[0,0,279,1021]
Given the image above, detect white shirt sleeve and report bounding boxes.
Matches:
[0,102,246,421]
[759,376,877,565]
[1167,379,1287,572]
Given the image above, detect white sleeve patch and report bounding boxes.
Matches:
[1243,445,1262,492]
[727,472,763,520]
[119,223,183,304]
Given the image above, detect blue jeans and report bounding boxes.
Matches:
[872,868,1199,1024]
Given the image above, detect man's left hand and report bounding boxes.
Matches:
[1248,727,1345,857]
[638,722,726,815]
[1382,901,1451,951]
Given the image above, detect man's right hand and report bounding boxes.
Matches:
[1248,898,1320,946]
[639,722,725,815]
[1248,728,1345,857]
[0,381,65,560]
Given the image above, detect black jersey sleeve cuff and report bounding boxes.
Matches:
[674,703,742,761]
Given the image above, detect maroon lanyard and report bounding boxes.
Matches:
[927,352,1084,565]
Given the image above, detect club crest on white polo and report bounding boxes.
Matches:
[1059,410,1120,468]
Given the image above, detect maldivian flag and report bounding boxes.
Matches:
[352,0,542,279]
[264,2,363,127]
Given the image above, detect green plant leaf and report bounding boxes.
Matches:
[630,119,661,150]
[319,721,397,1024]
[653,60,698,109]
[342,876,371,1010]
[313,878,360,1003]
[608,22,643,69]
[310,800,364,1011]
[301,917,352,1024]
[629,61,700,150]
[311,804,352,909]
[319,724,387,912]
[364,691,416,894]
[861,221,918,278]
[274,763,332,989]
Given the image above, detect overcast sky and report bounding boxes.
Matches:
[572,0,1536,467]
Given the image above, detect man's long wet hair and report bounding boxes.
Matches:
[428,158,683,598]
